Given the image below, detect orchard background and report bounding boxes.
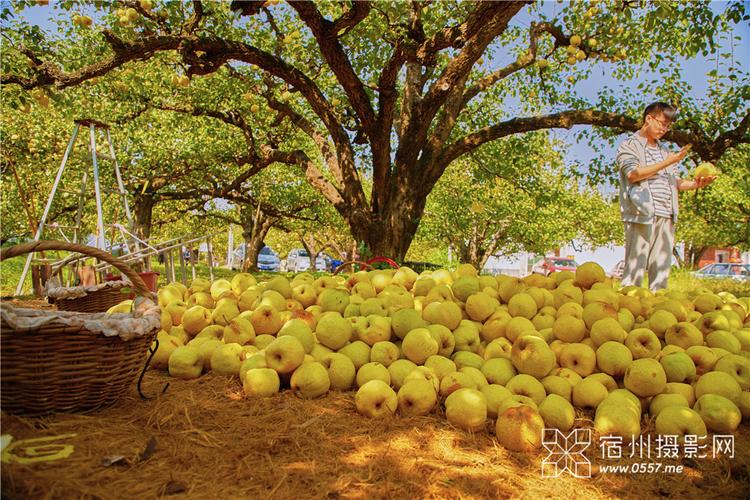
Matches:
[2,2,750,499]
[1,0,748,274]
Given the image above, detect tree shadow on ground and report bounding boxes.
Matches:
[2,373,748,499]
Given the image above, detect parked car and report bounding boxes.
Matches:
[319,253,335,272]
[531,257,578,276]
[286,248,327,273]
[257,246,281,272]
[610,260,625,280]
[692,263,750,281]
[231,245,280,272]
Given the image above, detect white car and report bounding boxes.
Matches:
[231,245,280,271]
[609,260,625,280]
[286,248,327,272]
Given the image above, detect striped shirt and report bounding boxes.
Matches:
[644,145,673,218]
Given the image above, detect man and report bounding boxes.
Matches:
[615,102,716,291]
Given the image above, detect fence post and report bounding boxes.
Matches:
[207,237,214,282]
[178,239,187,285]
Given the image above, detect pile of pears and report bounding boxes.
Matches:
[137,262,749,452]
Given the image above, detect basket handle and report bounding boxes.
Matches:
[0,240,153,298]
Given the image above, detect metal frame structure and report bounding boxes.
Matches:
[15,119,136,295]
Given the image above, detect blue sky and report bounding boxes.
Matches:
[7,1,748,269]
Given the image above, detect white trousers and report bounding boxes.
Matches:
[621,217,675,291]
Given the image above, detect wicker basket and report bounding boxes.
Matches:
[1,240,161,417]
[53,284,133,313]
[48,263,135,313]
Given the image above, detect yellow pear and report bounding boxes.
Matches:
[181,305,211,335]
[168,345,203,379]
[223,317,256,345]
[496,405,544,451]
[387,359,418,390]
[398,379,437,416]
[355,380,397,418]
[243,368,280,397]
[321,353,356,390]
[290,362,330,399]
[150,331,182,370]
[445,388,487,431]
[539,394,575,431]
[249,305,283,335]
[210,343,244,376]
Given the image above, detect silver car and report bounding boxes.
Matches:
[692,263,750,281]
[286,248,327,272]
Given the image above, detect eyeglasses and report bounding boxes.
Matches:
[649,115,672,130]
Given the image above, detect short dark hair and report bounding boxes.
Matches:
[643,102,677,123]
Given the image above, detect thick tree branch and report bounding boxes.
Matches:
[184,0,204,33]
[2,34,181,90]
[437,109,750,179]
[707,111,750,161]
[147,101,348,221]
[289,1,376,140]
[395,1,527,189]
[162,184,316,222]
[156,103,258,154]
[173,36,367,213]
[112,104,150,125]
[331,1,371,35]
[420,2,527,122]
[372,43,405,207]
[229,0,267,17]
[416,1,526,59]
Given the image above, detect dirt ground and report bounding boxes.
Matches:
[2,372,749,500]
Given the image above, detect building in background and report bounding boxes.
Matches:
[697,247,744,268]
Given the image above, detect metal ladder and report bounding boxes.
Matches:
[15,119,137,295]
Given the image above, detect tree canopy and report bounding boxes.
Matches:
[1,0,748,262]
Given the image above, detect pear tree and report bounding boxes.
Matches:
[2,0,748,259]
[418,131,621,269]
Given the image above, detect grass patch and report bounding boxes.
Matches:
[1,257,331,297]
[669,267,750,298]
[3,253,748,298]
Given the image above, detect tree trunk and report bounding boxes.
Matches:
[457,244,473,268]
[239,204,275,272]
[682,243,704,270]
[353,182,429,260]
[131,191,156,268]
[690,245,706,269]
[241,232,266,272]
[672,247,685,268]
[478,250,494,271]
[133,192,155,242]
[300,235,319,272]
[8,159,38,236]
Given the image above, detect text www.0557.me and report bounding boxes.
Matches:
[598,462,684,474]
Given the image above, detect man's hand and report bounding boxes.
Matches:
[677,175,717,191]
[666,144,692,165]
[694,175,717,188]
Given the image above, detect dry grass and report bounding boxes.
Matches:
[2,372,749,499]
